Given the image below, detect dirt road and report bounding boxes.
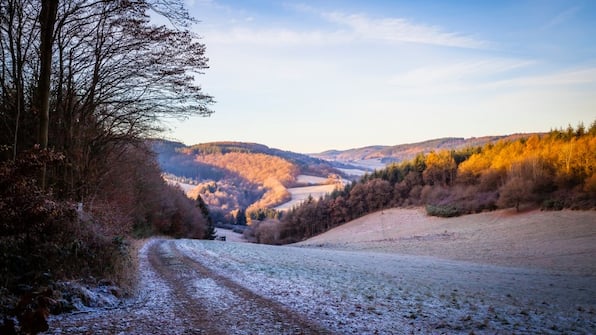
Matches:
[46,238,596,334]
[46,239,332,334]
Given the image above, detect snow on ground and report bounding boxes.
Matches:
[215,228,246,242]
[164,178,196,194]
[175,239,596,334]
[275,184,338,211]
[45,209,596,334]
[46,239,186,334]
[337,168,368,177]
[344,158,386,170]
[295,175,329,184]
[297,208,596,276]
[275,175,340,211]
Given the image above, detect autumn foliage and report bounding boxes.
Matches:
[155,141,340,220]
[264,122,595,244]
[0,0,214,332]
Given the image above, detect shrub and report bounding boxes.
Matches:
[0,149,133,295]
[426,204,462,218]
[541,199,565,211]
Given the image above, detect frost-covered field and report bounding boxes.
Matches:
[295,175,329,184]
[275,184,338,211]
[164,178,197,194]
[176,239,596,334]
[46,235,595,334]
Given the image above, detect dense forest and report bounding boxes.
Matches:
[252,123,596,245]
[0,0,213,330]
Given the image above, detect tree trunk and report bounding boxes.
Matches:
[37,0,58,149]
[37,0,58,189]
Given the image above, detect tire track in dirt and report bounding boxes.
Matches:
[148,239,334,335]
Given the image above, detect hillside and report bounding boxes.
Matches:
[151,140,343,219]
[297,208,596,276]
[313,134,535,164]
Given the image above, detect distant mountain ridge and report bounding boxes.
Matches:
[183,141,341,177]
[151,133,541,219]
[313,134,538,163]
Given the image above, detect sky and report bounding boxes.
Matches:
[164,0,596,153]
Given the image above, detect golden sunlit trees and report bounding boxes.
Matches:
[423,150,457,186]
[267,122,595,244]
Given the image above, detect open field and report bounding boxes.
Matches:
[164,178,197,194]
[275,184,338,211]
[275,175,340,211]
[297,208,596,276]
[46,209,596,334]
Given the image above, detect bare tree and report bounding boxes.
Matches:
[1,0,213,198]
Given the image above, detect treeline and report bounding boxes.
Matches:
[256,123,596,244]
[0,0,212,320]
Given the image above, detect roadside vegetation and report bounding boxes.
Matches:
[0,0,212,332]
[255,122,596,244]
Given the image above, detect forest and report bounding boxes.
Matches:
[251,123,596,245]
[153,140,344,223]
[0,0,215,330]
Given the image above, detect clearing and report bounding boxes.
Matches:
[275,175,340,211]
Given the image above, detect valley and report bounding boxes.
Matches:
[169,174,343,213]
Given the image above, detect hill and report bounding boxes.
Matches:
[296,208,596,276]
[151,140,343,220]
[313,134,535,164]
[259,124,595,245]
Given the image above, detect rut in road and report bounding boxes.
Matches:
[148,239,334,335]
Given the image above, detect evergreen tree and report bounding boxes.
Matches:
[235,208,248,226]
[197,195,216,240]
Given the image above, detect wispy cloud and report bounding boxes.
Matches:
[206,27,350,46]
[388,59,535,91]
[323,12,488,49]
[544,6,580,29]
[205,4,487,49]
[389,62,596,97]
[492,67,596,88]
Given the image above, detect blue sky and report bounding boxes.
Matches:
[165,0,596,153]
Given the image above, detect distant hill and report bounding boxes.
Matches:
[151,134,541,218]
[150,140,344,220]
[313,134,537,164]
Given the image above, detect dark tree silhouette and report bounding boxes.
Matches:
[197,195,216,240]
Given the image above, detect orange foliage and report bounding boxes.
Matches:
[458,133,595,189]
[194,152,299,211]
[196,152,299,186]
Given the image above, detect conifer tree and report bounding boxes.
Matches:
[235,208,248,226]
[197,195,216,240]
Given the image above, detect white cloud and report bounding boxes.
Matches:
[205,27,350,46]
[204,6,487,49]
[491,67,596,88]
[389,59,535,87]
[322,12,487,49]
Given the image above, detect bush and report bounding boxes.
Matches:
[426,204,462,218]
[0,149,133,296]
[242,220,282,244]
[541,199,565,211]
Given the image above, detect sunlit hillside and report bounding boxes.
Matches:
[258,123,596,244]
[152,141,343,221]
